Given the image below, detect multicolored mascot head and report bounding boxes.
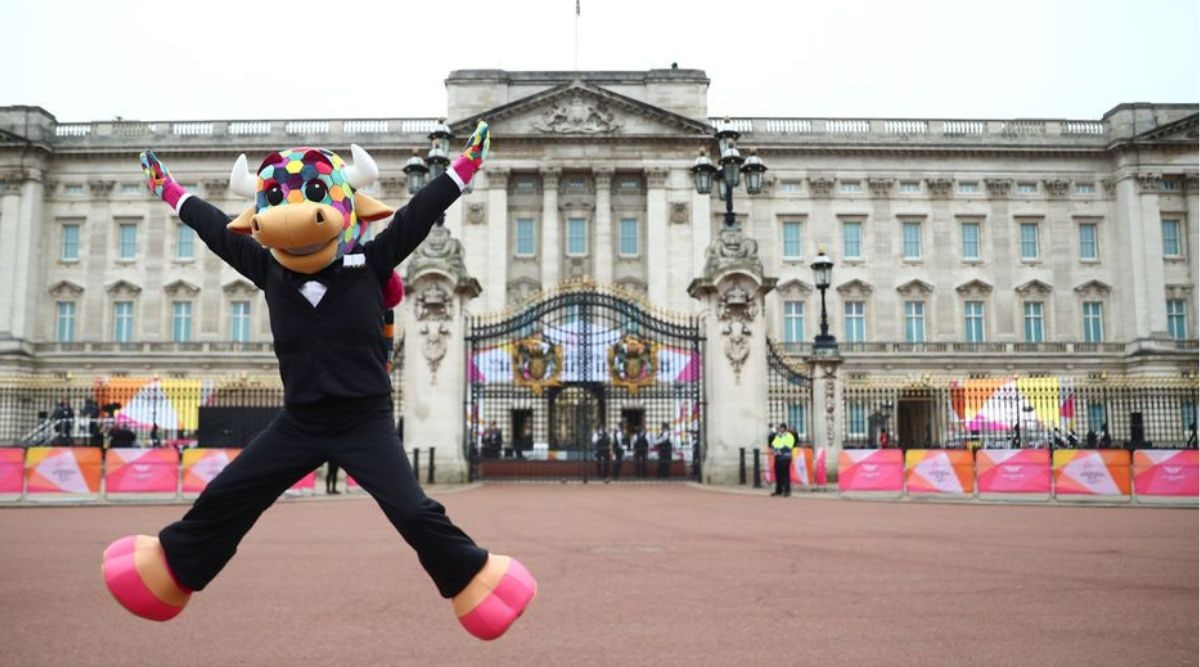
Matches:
[226,145,394,275]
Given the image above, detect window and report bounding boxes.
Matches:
[118,223,137,260]
[1023,302,1045,342]
[230,301,251,342]
[787,403,807,437]
[55,302,76,343]
[515,178,537,192]
[1087,402,1107,431]
[113,301,134,342]
[176,223,194,260]
[172,301,192,343]
[64,184,84,195]
[902,221,921,260]
[904,301,926,343]
[1158,179,1180,192]
[781,220,803,259]
[899,181,920,193]
[964,301,985,343]
[514,218,535,257]
[839,180,862,193]
[1167,299,1188,340]
[1162,219,1181,257]
[960,221,980,260]
[848,403,866,437]
[783,301,804,343]
[1082,301,1103,343]
[1019,222,1039,260]
[1017,182,1038,194]
[61,224,79,261]
[565,177,587,191]
[618,218,639,256]
[780,181,801,193]
[617,177,641,191]
[842,221,862,259]
[957,181,979,194]
[1078,222,1098,260]
[566,217,588,255]
[1075,183,1096,194]
[121,183,141,195]
[844,301,865,342]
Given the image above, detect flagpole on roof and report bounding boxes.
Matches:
[574,0,580,70]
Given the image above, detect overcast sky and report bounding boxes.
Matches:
[2,0,1196,122]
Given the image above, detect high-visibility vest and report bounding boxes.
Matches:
[771,432,796,452]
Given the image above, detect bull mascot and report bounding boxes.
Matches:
[101,122,536,641]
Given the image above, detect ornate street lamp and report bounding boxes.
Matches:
[690,118,768,228]
[811,248,837,354]
[426,118,452,181]
[403,148,428,194]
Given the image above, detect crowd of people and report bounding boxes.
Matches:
[42,396,162,452]
[589,422,674,481]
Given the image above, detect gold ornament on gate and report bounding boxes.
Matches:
[608,333,658,395]
[512,330,563,395]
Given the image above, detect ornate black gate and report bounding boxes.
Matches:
[767,339,813,446]
[465,283,704,482]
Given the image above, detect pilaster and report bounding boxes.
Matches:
[540,167,561,289]
[646,166,670,305]
[593,168,614,285]
[485,168,509,312]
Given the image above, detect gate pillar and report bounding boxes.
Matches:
[808,356,844,482]
[689,227,776,484]
[402,225,481,483]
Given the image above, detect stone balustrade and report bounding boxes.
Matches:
[776,339,1196,357]
[709,116,1109,145]
[50,118,442,148]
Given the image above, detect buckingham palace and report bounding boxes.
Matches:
[0,67,1196,481]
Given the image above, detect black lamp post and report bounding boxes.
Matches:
[402,119,464,227]
[690,118,767,227]
[811,248,837,353]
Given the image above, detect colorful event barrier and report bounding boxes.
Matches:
[838,449,904,493]
[905,450,975,495]
[1133,450,1199,497]
[25,447,102,497]
[181,448,241,494]
[763,447,815,489]
[105,448,180,494]
[976,449,1052,495]
[1053,450,1131,497]
[0,447,24,496]
[286,471,316,495]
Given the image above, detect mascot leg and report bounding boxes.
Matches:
[334,411,536,641]
[103,416,322,620]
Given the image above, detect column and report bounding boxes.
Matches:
[0,178,22,339]
[985,179,1015,338]
[593,168,614,285]
[1117,174,1168,339]
[808,357,844,481]
[485,168,509,312]
[10,174,45,341]
[646,167,669,306]
[540,167,560,289]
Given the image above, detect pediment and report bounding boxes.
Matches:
[895,279,934,296]
[1015,279,1053,296]
[48,280,85,297]
[164,279,201,296]
[223,279,259,295]
[777,278,814,296]
[1136,113,1199,144]
[836,279,873,297]
[1073,279,1112,296]
[451,82,712,138]
[105,279,142,295]
[955,279,993,295]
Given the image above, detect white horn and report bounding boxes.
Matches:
[343,144,379,189]
[228,154,257,199]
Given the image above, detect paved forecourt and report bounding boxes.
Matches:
[0,484,1195,666]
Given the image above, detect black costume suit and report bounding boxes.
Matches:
[157,175,487,598]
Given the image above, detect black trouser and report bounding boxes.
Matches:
[612,452,623,480]
[325,460,339,493]
[634,450,648,478]
[596,452,611,479]
[774,453,792,495]
[159,400,488,598]
[656,447,671,478]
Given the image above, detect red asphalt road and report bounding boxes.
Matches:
[0,485,1196,667]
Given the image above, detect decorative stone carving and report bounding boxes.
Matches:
[223,279,258,295]
[466,202,486,224]
[808,177,836,198]
[1074,279,1112,297]
[985,178,1013,198]
[593,168,614,189]
[1043,179,1070,198]
[1165,284,1194,300]
[718,281,758,323]
[925,178,954,197]
[1014,279,1053,297]
[415,283,452,322]
[1184,174,1199,194]
[105,279,142,296]
[616,278,647,296]
[669,202,689,225]
[895,279,934,297]
[406,225,469,284]
[955,279,993,296]
[507,278,541,306]
[722,320,751,384]
[88,180,116,196]
[776,278,813,297]
[566,256,588,280]
[715,280,760,384]
[48,280,85,297]
[1135,172,1162,193]
[701,226,763,280]
[645,167,669,189]
[414,282,453,384]
[163,279,201,296]
[1101,177,1117,195]
[419,321,450,385]
[836,279,873,298]
[532,92,623,134]
[867,177,894,197]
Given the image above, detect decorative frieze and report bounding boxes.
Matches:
[807,176,836,198]
[88,180,116,196]
[1043,179,1071,198]
[924,178,954,198]
[1135,172,1162,194]
[867,177,894,198]
[984,178,1013,198]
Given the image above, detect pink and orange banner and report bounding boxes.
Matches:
[976,449,1051,494]
[181,448,241,494]
[105,448,179,494]
[905,450,975,495]
[763,447,815,488]
[25,447,102,495]
[1133,450,1198,497]
[0,447,24,495]
[1053,449,1131,496]
[838,449,904,493]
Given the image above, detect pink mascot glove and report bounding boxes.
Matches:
[450,121,490,186]
[139,149,188,210]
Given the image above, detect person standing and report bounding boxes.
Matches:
[51,397,75,446]
[81,398,103,448]
[592,425,611,481]
[770,422,797,497]
[611,425,625,481]
[633,426,650,479]
[482,422,502,460]
[654,422,672,479]
[325,460,340,495]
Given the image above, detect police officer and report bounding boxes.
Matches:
[770,422,797,497]
[592,425,612,481]
[633,426,650,478]
[654,422,672,479]
[611,425,625,481]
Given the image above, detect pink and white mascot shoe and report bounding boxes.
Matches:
[102,535,191,621]
[452,554,538,640]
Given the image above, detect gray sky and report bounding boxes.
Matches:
[2,0,1196,122]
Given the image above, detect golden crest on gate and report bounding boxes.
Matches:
[512,331,563,395]
[608,333,658,395]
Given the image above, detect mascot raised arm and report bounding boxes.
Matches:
[101,122,536,641]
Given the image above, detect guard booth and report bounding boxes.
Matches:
[464,283,704,482]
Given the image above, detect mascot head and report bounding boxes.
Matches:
[226,145,394,274]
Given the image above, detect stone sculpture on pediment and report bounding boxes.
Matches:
[532,92,623,134]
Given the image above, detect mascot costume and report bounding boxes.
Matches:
[101,122,536,641]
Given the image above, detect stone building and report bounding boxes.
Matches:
[0,68,1196,481]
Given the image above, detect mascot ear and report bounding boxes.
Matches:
[228,207,255,234]
[354,192,394,223]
